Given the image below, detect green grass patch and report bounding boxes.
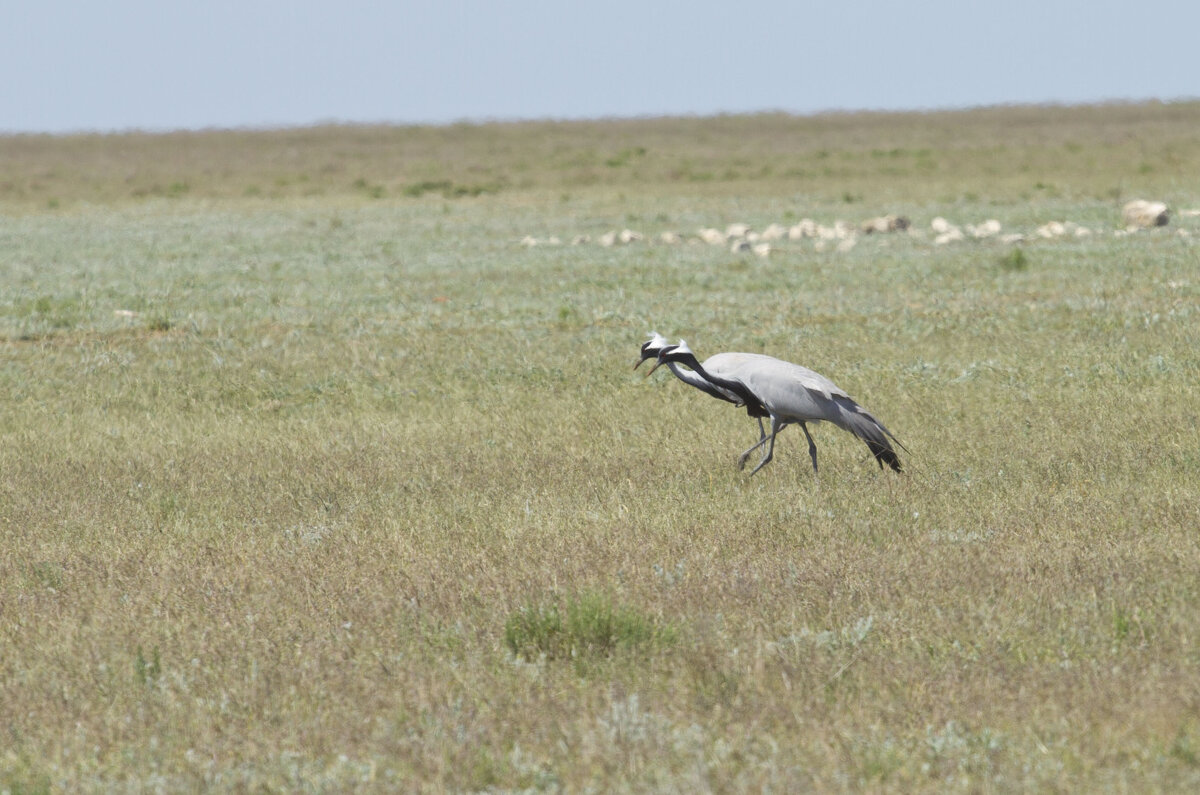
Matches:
[505,591,676,662]
[402,179,502,198]
[999,246,1029,271]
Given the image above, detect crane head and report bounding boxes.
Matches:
[635,331,671,370]
[645,339,691,376]
[670,339,693,357]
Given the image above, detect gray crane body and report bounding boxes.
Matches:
[643,336,904,475]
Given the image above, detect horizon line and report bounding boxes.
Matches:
[4,96,1198,140]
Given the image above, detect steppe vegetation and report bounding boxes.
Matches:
[2,101,1199,791]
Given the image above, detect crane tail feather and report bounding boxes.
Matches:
[834,398,904,473]
[867,438,903,472]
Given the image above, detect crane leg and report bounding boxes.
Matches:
[737,440,765,470]
[799,422,819,473]
[738,420,784,470]
[748,417,786,476]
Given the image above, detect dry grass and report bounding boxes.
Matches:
[5,100,1200,209]
[2,102,1200,791]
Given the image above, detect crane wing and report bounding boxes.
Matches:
[725,355,850,403]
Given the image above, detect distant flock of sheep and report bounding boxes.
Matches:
[519,199,1194,256]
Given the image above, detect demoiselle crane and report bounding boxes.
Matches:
[647,339,905,475]
[637,332,771,445]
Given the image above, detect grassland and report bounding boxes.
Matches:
[2,102,1200,791]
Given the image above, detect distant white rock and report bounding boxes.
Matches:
[934,228,965,246]
[861,214,911,234]
[967,219,1002,239]
[788,219,818,239]
[760,223,788,241]
[1036,221,1066,239]
[1122,199,1169,229]
[931,215,963,245]
[816,224,839,241]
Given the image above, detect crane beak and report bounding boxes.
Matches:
[645,345,677,377]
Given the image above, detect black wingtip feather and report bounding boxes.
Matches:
[830,396,905,473]
[867,439,903,472]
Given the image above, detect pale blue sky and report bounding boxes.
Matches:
[3,1,1197,133]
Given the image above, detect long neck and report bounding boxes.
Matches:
[672,352,760,409]
[666,361,713,390]
[681,355,753,405]
[663,361,736,403]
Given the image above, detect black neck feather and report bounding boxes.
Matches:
[673,352,764,413]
